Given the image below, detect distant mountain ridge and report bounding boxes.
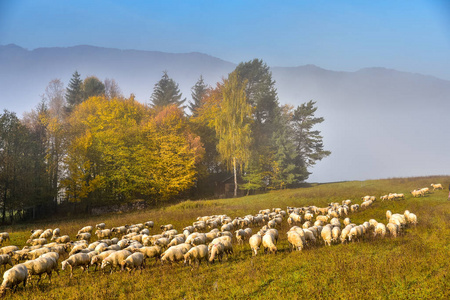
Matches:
[1,44,449,182]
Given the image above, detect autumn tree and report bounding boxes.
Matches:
[65,71,83,113]
[215,71,252,197]
[150,71,186,109]
[135,105,204,200]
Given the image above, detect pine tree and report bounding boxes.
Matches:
[291,100,331,182]
[189,75,208,116]
[150,71,186,109]
[65,71,83,113]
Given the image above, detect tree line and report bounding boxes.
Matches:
[0,59,330,222]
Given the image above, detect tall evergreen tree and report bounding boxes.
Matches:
[65,71,83,113]
[189,75,208,116]
[234,59,281,191]
[291,100,331,182]
[150,71,186,109]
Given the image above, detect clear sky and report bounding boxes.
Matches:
[1,0,450,80]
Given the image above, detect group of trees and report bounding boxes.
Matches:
[0,59,330,221]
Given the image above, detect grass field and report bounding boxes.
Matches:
[1,175,449,299]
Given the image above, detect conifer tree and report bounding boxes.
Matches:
[189,75,208,116]
[65,71,83,113]
[150,71,186,109]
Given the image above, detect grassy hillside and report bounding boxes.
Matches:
[1,175,449,299]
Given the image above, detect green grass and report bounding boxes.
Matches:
[1,175,449,299]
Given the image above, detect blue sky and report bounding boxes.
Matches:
[1,0,450,79]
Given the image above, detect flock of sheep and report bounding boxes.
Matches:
[0,182,442,297]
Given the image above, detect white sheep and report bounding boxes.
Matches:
[167,236,185,248]
[431,183,443,191]
[101,250,132,273]
[76,232,91,242]
[349,226,363,242]
[184,245,209,266]
[373,223,386,238]
[386,210,392,221]
[321,225,332,246]
[0,264,28,296]
[90,250,116,271]
[95,229,112,240]
[161,245,189,265]
[120,252,145,273]
[0,254,13,271]
[133,246,162,264]
[51,235,70,243]
[61,253,91,277]
[386,223,399,238]
[406,213,418,226]
[0,246,19,256]
[262,232,277,254]
[249,234,262,256]
[95,223,106,230]
[78,226,93,234]
[287,231,305,251]
[331,227,341,244]
[23,256,59,284]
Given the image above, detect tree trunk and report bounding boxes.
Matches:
[233,157,237,197]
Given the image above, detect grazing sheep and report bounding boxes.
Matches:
[160,224,174,232]
[62,253,91,277]
[101,250,132,273]
[0,264,28,296]
[386,223,399,238]
[51,235,70,243]
[161,245,189,265]
[144,221,154,229]
[24,257,59,284]
[26,238,47,246]
[133,246,162,264]
[208,242,225,263]
[340,225,353,244]
[0,254,13,271]
[303,229,316,246]
[111,226,128,235]
[321,225,332,247]
[96,223,106,230]
[90,250,116,271]
[331,227,341,244]
[78,226,93,234]
[184,245,209,266]
[262,232,277,254]
[349,226,363,242]
[386,210,392,221]
[69,244,87,256]
[374,223,386,238]
[167,236,185,248]
[52,228,60,238]
[30,230,44,239]
[95,229,112,240]
[249,234,262,256]
[76,233,91,242]
[330,218,341,228]
[0,246,19,256]
[0,233,10,244]
[406,213,418,226]
[287,231,305,251]
[343,218,351,226]
[120,252,145,273]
